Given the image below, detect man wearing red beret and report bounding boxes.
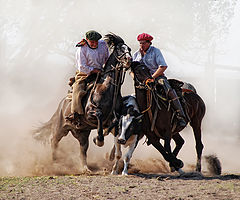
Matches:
[132,33,187,129]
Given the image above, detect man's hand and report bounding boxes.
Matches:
[68,77,75,86]
[145,78,155,88]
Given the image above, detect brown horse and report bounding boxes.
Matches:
[130,61,206,173]
[33,33,132,172]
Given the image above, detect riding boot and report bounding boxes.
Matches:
[168,89,187,129]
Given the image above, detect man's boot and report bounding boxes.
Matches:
[168,89,187,129]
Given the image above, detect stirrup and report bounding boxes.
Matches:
[65,113,75,122]
[66,112,80,122]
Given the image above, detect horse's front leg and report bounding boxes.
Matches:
[105,117,119,136]
[169,133,185,172]
[111,137,122,175]
[148,134,184,174]
[122,135,138,176]
[164,136,172,154]
[72,130,91,173]
[93,110,104,147]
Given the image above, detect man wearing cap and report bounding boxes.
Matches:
[132,33,187,129]
[67,30,109,123]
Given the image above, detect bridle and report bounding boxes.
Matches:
[133,65,152,90]
[132,64,163,114]
[113,43,131,67]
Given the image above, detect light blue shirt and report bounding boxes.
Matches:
[133,46,167,75]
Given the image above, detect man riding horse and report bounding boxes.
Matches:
[66,30,109,125]
[131,33,187,130]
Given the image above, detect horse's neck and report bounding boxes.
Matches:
[135,88,148,111]
[104,54,118,74]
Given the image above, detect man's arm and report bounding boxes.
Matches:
[129,71,134,79]
[152,66,167,79]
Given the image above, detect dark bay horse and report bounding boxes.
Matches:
[130,61,206,173]
[33,33,132,172]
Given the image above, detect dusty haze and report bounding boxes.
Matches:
[0,0,239,176]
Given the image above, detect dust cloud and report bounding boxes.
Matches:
[0,0,239,176]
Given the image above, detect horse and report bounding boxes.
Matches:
[107,95,143,175]
[130,61,206,173]
[33,33,132,172]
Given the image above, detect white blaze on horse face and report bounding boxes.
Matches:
[118,114,134,141]
[121,44,132,68]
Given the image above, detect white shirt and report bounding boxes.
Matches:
[76,40,109,75]
[133,46,167,75]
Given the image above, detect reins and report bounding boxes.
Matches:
[134,72,166,137]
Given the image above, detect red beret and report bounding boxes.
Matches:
[137,33,153,41]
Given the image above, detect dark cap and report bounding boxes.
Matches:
[85,30,102,41]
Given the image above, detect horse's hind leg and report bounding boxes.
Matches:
[72,130,91,173]
[51,129,69,161]
[190,119,204,172]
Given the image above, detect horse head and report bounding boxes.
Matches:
[131,61,153,88]
[104,33,132,70]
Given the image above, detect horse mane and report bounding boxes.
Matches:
[104,33,125,48]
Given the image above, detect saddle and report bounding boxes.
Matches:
[153,79,190,132]
[65,73,98,127]
[155,79,184,100]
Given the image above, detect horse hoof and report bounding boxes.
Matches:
[170,166,176,172]
[82,168,92,174]
[122,171,128,176]
[93,137,104,147]
[175,158,184,169]
[177,168,185,175]
[171,158,184,172]
[111,170,118,175]
[178,159,184,169]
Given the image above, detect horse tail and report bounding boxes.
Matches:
[204,154,222,175]
[32,119,53,144]
[32,98,67,143]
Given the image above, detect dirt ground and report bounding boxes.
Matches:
[1,164,240,200]
[1,134,239,200]
[1,173,240,200]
